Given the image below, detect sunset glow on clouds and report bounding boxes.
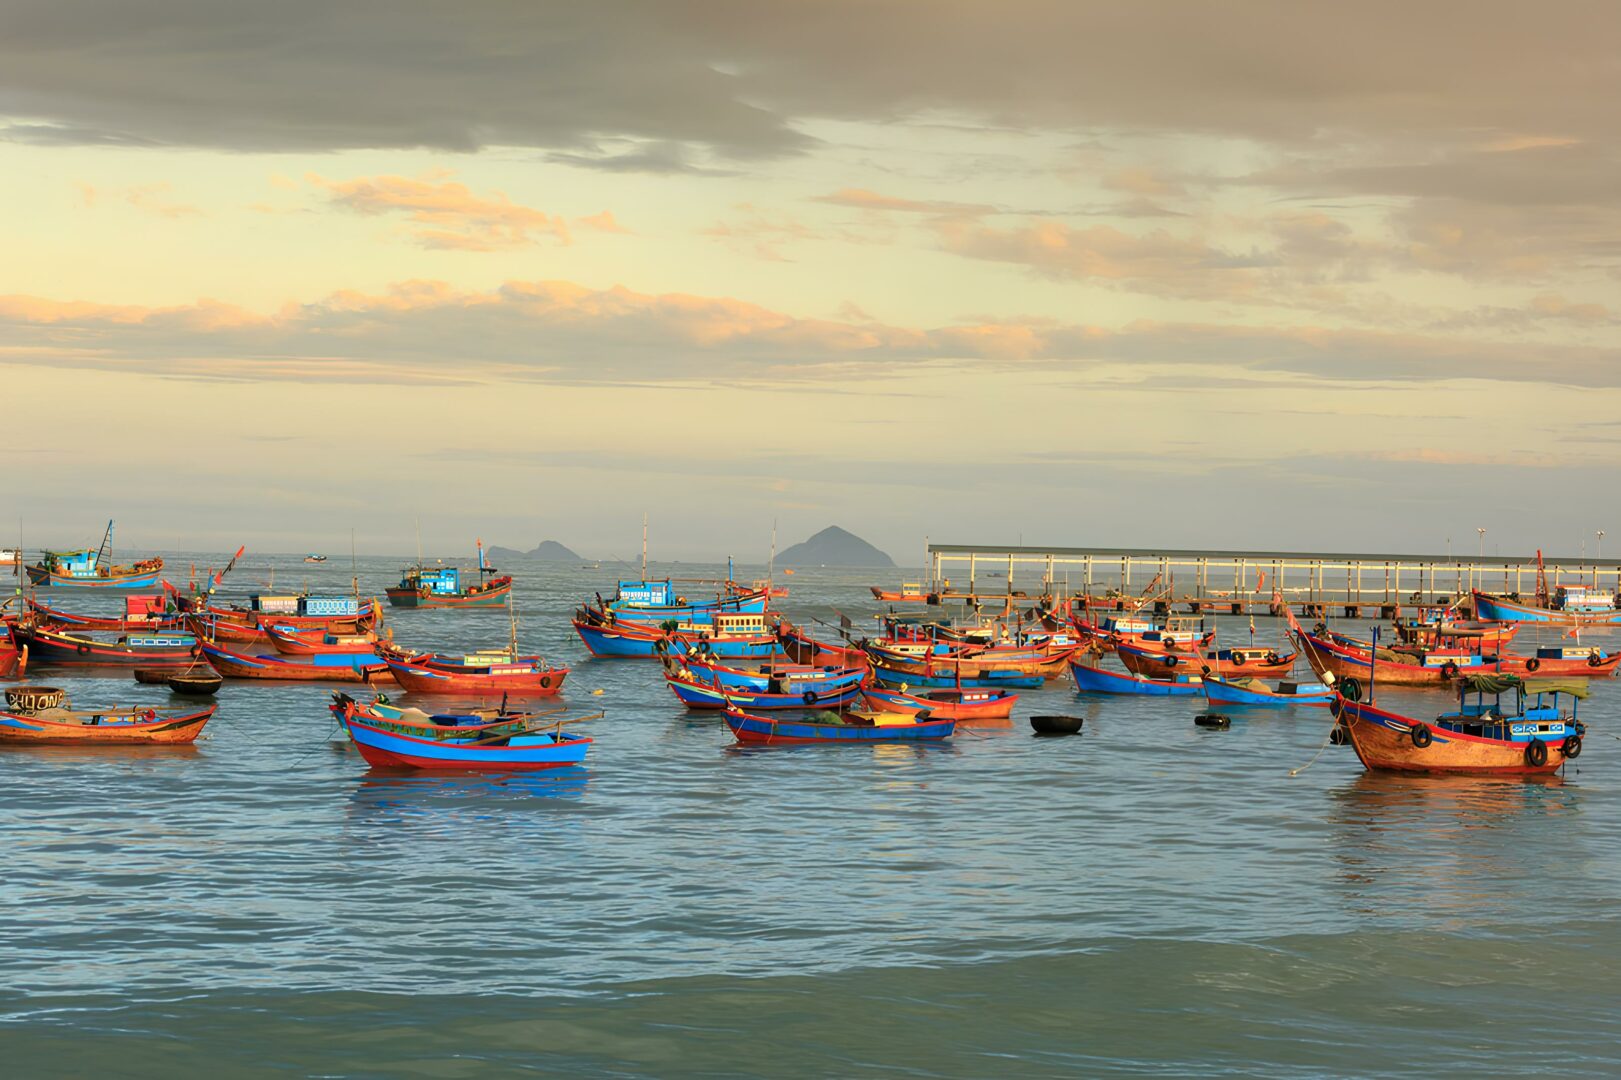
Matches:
[2,1,1617,558]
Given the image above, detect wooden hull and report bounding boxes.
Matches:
[861,686,1017,720]
[604,588,769,624]
[200,643,387,682]
[666,672,862,710]
[775,624,871,669]
[1300,632,1618,685]
[265,625,379,658]
[870,667,1042,690]
[0,704,214,744]
[25,599,182,632]
[1117,643,1297,681]
[1473,590,1621,626]
[866,643,1075,679]
[10,625,199,668]
[573,619,783,659]
[25,565,163,589]
[870,587,930,603]
[385,576,512,609]
[1335,698,1571,775]
[723,707,954,743]
[0,646,23,678]
[1202,676,1332,708]
[1070,661,1204,696]
[384,658,567,695]
[347,717,589,770]
[681,658,866,694]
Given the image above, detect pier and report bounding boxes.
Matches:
[924,544,1621,620]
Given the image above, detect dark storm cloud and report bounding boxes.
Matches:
[2,1,1615,157]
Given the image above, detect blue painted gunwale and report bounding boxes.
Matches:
[1070,661,1205,696]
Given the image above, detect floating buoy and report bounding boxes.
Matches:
[1194,713,1231,729]
[591,689,605,696]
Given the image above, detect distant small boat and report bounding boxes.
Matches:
[870,583,932,603]
[304,554,328,563]
[1473,587,1621,626]
[386,540,512,609]
[1030,714,1084,736]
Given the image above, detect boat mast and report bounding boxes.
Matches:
[641,513,648,581]
[768,520,777,587]
[351,528,358,598]
[416,518,424,570]
[94,519,114,569]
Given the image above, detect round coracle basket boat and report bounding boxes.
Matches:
[5,686,67,712]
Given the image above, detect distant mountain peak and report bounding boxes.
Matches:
[486,540,584,562]
[777,526,895,567]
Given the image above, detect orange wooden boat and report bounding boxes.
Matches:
[861,685,1017,721]
[1116,640,1297,680]
[0,644,24,679]
[870,584,932,603]
[1329,675,1584,775]
[0,686,214,745]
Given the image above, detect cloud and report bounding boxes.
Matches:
[307,174,570,250]
[543,140,741,175]
[3,2,1615,162]
[813,188,993,219]
[3,278,1618,390]
[576,211,629,234]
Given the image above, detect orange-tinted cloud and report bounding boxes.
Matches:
[307,173,571,250]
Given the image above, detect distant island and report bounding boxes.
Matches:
[487,540,585,562]
[777,526,895,567]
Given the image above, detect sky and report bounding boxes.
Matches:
[2,1,1618,563]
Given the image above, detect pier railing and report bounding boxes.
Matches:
[924,544,1621,618]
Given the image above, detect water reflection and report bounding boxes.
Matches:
[1325,769,1580,925]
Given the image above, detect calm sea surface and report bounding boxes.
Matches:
[3,556,1619,1077]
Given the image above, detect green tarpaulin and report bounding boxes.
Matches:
[1458,673,1590,699]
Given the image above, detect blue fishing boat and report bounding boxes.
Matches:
[1201,674,1333,708]
[665,670,863,710]
[870,667,1042,690]
[1472,587,1621,626]
[1070,660,1205,696]
[595,579,770,624]
[338,698,593,771]
[572,607,784,659]
[680,657,866,694]
[25,521,163,589]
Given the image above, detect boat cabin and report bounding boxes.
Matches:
[121,633,198,649]
[1553,585,1617,614]
[251,594,302,614]
[408,567,464,596]
[124,595,168,622]
[616,580,676,607]
[40,549,101,578]
[1433,675,1584,743]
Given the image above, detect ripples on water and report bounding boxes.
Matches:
[2,560,1618,1076]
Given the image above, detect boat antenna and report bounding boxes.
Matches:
[768,519,777,587]
[95,519,113,568]
[416,518,424,570]
[351,528,358,598]
[641,513,648,580]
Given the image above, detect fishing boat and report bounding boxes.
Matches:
[870,666,1041,690]
[25,522,162,589]
[775,622,871,669]
[870,583,934,603]
[199,641,389,682]
[678,656,866,694]
[187,593,378,644]
[1070,659,1205,696]
[0,685,214,744]
[1074,614,1214,653]
[304,554,328,563]
[1115,640,1297,680]
[592,579,772,624]
[1200,673,1333,708]
[25,594,182,632]
[8,622,200,669]
[0,644,25,678]
[386,541,513,609]
[1472,587,1621,626]
[265,624,381,658]
[861,684,1018,721]
[336,695,594,771]
[1293,624,1617,685]
[664,670,863,710]
[572,607,784,659]
[382,652,568,695]
[1329,673,1585,775]
[722,704,954,744]
[865,640,1077,679]
[0,548,20,566]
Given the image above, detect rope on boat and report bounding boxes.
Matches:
[1287,726,1337,777]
